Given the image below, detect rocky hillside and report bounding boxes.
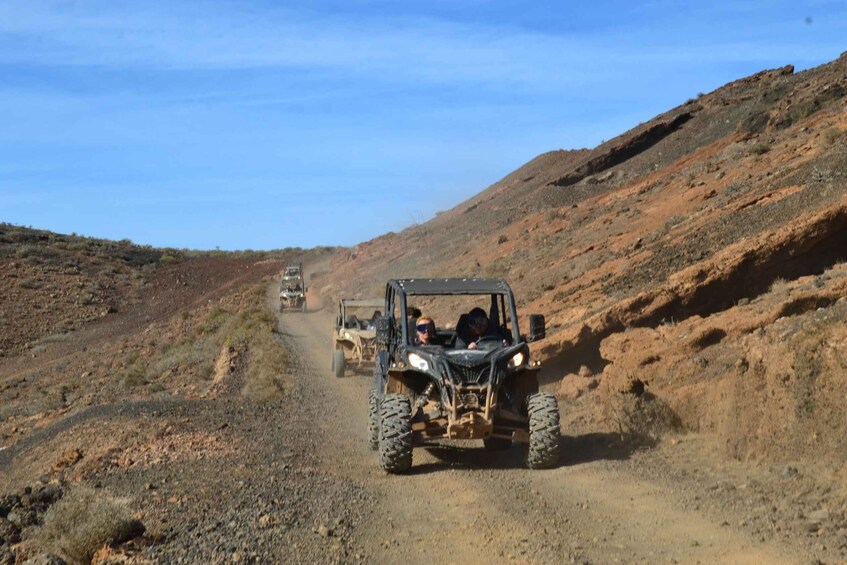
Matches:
[318,53,847,470]
[0,233,338,562]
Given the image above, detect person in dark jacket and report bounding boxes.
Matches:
[455,307,505,349]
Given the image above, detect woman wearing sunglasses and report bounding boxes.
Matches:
[414,316,436,345]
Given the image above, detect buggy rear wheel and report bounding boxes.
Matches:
[379,394,412,473]
[526,393,561,469]
[333,349,345,378]
[301,300,307,313]
[367,390,380,450]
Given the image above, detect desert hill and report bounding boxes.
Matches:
[317,53,847,470]
[0,229,335,462]
[1,232,344,562]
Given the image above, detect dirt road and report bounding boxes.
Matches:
[280,284,810,564]
[2,273,823,563]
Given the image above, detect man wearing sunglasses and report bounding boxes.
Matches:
[455,307,506,349]
[414,316,436,346]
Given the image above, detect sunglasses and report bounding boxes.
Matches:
[416,323,434,333]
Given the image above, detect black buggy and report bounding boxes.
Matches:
[369,278,560,473]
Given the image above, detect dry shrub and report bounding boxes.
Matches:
[749,142,771,156]
[823,126,845,146]
[36,485,143,565]
[605,381,682,440]
[241,326,288,401]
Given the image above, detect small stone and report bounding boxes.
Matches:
[802,520,820,533]
[258,514,272,529]
[0,516,22,544]
[807,509,829,522]
[52,449,83,471]
[5,511,20,527]
[30,484,62,505]
[317,524,332,538]
[0,545,15,565]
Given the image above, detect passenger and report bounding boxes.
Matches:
[414,316,436,346]
[455,308,505,349]
[406,306,422,330]
[366,310,382,330]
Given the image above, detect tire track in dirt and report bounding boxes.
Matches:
[281,279,807,564]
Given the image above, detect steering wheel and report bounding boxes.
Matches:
[473,335,505,351]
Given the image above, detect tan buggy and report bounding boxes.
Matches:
[331,298,383,378]
[278,263,307,312]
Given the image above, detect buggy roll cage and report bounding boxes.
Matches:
[338,298,384,329]
[383,278,522,350]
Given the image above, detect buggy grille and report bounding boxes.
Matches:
[450,363,490,384]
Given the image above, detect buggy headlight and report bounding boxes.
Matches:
[508,352,525,369]
[407,352,429,371]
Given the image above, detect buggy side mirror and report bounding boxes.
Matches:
[528,314,546,342]
[375,315,395,345]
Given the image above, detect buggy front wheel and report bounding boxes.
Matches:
[526,393,561,469]
[379,394,412,473]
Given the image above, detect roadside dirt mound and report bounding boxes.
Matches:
[317,52,847,477]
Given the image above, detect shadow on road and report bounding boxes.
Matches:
[403,431,649,475]
[561,432,653,466]
[409,443,527,473]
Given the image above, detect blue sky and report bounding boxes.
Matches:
[1,1,844,250]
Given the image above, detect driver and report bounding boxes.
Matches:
[455,308,505,349]
[366,310,381,330]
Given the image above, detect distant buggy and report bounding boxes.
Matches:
[331,298,383,378]
[369,278,560,473]
[279,263,306,313]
